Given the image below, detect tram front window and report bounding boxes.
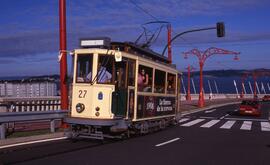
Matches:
[97,55,113,84]
[76,54,93,83]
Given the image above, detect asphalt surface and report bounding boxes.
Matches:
[1,102,270,165]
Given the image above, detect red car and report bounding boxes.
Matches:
[239,100,261,116]
[262,95,270,102]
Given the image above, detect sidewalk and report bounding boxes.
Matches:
[180,98,241,115]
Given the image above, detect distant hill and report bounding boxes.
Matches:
[183,68,270,77]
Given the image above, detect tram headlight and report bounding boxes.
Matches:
[95,107,100,111]
[76,103,85,113]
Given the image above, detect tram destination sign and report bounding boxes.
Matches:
[80,37,111,48]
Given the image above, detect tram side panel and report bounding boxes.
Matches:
[136,95,176,119]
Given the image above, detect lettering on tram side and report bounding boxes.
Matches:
[137,96,175,118]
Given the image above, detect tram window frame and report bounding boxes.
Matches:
[96,55,114,84]
[138,65,153,92]
[167,73,176,94]
[128,60,136,86]
[154,69,166,93]
[75,54,93,83]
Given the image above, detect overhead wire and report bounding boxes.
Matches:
[126,0,196,50]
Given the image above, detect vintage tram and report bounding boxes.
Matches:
[65,38,181,139]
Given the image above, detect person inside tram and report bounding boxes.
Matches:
[97,62,112,83]
[167,75,175,94]
[138,68,149,92]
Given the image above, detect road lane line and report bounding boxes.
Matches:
[220,120,236,129]
[200,117,216,119]
[0,137,68,149]
[240,121,252,130]
[179,118,190,123]
[225,118,268,122]
[261,122,270,131]
[200,120,220,128]
[181,119,205,127]
[219,114,229,119]
[155,138,180,147]
[205,109,217,113]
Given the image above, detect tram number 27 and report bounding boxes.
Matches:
[78,90,87,98]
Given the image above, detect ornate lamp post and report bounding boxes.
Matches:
[183,47,240,108]
[186,65,195,101]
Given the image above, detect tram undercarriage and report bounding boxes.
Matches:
[65,117,177,140]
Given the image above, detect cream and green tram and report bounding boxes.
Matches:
[66,38,181,139]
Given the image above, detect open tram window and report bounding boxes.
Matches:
[154,69,166,93]
[97,55,114,84]
[76,54,93,83]
[167,73,176,94]
[138,65,152,92]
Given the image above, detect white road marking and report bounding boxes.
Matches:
[0,137,68,149]
[181,119,205,127]
[205,109,217,113]
[240,121,252,130]
[219,114,229,119]
[155,138,180,147]
[200,120,220,128]
[234,109,238,112]
[261,122,270,131]
[200,116,216,119]
[220,120,236,129]
[179,118,190,123]
[225,117,268,122]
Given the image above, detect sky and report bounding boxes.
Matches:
[0,0,270,76]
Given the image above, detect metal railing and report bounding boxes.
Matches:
[0,110,68,139]
[0,97,61,113]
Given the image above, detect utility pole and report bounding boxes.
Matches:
[167,24,172,63]
[59,0,68,110]
[183,47,240,107]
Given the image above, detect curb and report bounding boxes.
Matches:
[181,101,241,116]
[0,132,66,149]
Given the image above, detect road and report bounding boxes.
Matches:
[1,102,270,165]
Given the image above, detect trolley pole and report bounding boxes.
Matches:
[59,0,68,110]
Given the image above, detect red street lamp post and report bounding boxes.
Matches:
[186,65,195,101]
[240,73,248,98]
[252,72,258,99]
[183,47,240,108]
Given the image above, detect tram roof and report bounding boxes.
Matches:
[111,42,170,64]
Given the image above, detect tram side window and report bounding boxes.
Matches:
[128,61,135,86]
[154,69,166,93]
[167,73,176,94]
[97,55,113,84]
[76,54,93,83]
[138,65,152,92]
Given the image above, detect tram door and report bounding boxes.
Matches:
[112,58,135,118]
[112,60,128,117]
